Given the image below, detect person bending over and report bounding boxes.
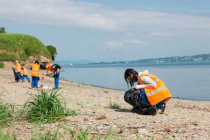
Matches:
[14,60,23,82]
[45,63,61,89]
[124,69,172,115]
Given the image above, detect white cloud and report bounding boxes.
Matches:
[1,0,210,35]
[126,40,148,45]
[104,41,124,50]
[104,39,147,51]
[150,32,176,37]
[0,0,116,30]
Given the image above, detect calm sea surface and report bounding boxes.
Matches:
[60,63,210,101]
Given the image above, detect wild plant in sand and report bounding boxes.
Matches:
[0,99,14,126]
[23,90,76,123]
[109,101,120,109]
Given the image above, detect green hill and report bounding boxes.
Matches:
[0,33,51,62]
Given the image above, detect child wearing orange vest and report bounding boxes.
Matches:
[21,64,30,82]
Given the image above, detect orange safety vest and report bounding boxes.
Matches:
[47,63,55,73]
[15,63,21,72]
[31,64,40,77]
[139,73,172,105]
[23,67,28,75]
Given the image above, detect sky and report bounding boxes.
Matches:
[1,0,210,63]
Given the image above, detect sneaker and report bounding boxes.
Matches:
[160,103,166,114]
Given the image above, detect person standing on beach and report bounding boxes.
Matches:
[14,60,23,82]
[21,64,30,83]
[31,60,40,88]
[124,69,172,115]
[45,63,61,89]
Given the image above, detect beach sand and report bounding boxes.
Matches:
[0,69,210,139]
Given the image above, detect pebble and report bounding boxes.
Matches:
[138,128,148,134]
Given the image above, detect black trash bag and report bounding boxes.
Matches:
[124,88,157,115]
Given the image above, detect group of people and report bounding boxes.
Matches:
[14,60,30,83]
[14,59,171,115]
[14,60,61,89]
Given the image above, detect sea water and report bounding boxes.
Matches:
[60,63,210,101]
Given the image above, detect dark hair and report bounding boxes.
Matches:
[35,60,39,64]
[124,69,138,87]
[21,64,25,66]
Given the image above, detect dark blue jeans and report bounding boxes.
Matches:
[23,75,30,82]
[16,72,23,82]
[141,88,165,110]
[31,76,39,88]
[54,72,60,88]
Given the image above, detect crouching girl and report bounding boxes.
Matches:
[124,69,172,115]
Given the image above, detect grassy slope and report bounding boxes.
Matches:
[0,33,51,61]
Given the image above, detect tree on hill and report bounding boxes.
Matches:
[46,45,57,61]
[0,27,6,33]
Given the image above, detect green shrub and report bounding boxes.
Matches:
[0,27,6,33]
[46,45,57,61]
[0,99,14,126]
[23,90,75,123]
[19,52,28,61]
[109,102,120,109]
[0,53,18,61]
[0,62,4,68]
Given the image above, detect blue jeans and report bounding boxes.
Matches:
[16,72,23,82]
[54,72,60,88]
[141,88,165,110]
[22,75,30,82]
[31,76,39,88]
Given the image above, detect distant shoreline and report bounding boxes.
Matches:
[62,61,210,68]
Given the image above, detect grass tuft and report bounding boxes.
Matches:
[0,99,14,126]
[22,90,75,123]
[0,62,4,68]
[0,130,17,140]
[109,101,120,109]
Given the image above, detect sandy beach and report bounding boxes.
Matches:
[0,69,210,140]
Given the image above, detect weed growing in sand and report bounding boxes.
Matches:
[92,104,102,110]
[23,90,76,123]
[0,99,14,126]
[136,133,141,140]
[67,109,78,116]
[94,128,122,140]
[109,101,120,109]
[0,124,129,140]
[32,123,89,140]
[0,62,4,68]
[31,123,59,140]
[0,130,16,140]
